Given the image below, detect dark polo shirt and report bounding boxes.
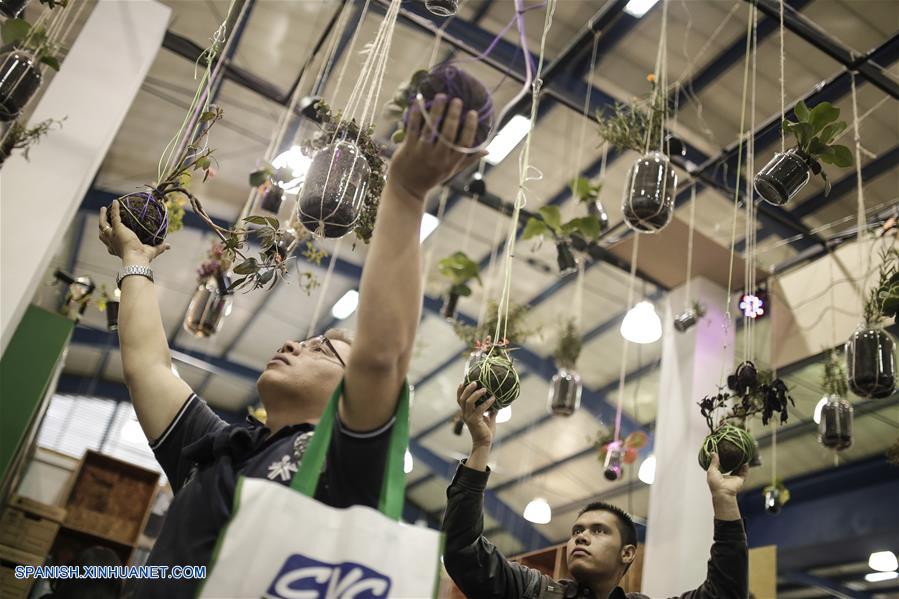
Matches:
[127,393,394,598]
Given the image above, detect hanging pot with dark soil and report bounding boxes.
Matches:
[0,51,42,122]
[622,151,676,234]
[463,346,521,410]
[753,149,813,206]
[547,368,582,416]
[258,183,285,215]
[603,444,623,481]
[183,272,234,338]
[425,0,459,17]
[555,241,578,276]
[105,300,119,332]
[117,191,169,246]
[442,292,460,320]
[846,326,896,399]
[297,139,370,238]
[698,423,756,474]
[0,0,28,19]
[818,394,853,450]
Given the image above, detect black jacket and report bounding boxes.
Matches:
[442,463,748,599]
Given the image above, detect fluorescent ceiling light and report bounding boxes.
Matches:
[813,396,828,424]
[523,497,551,524]
[496,406,512,424]
[620,301,662,344]
[331,289,359,320]
[869,551,898,572]
[271,145,312,191]
[404,449,414,474]
[485,115,531,165]
[865,572,898,583]
[120,419,146,444]
[420,213,439,242]
[624,0,660,18]
[638,454,656,485]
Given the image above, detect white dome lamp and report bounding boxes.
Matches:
[523,497,552,524]
[638,454,656,485]
[620,301,662,344]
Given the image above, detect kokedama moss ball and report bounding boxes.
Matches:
[698,424,756,474]
[463,350,520,410]
[407,63,495,146]
[117,191,169,246]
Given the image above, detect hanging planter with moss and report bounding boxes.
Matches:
[438,251,481,321]
[697,423,756,474]
[118,191,170,247]
[0,19,63,122]
[463,340,521,411]
[674,301,706,333]
[548,319,583,416]
[184,272,234,338]
[0,0,28,18]
[521,204,603,276]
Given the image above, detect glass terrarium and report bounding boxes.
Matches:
[622,151,676,234]
[603,444,623,481]
[555,242,577,276]
[297,139,370,238]
[548,368,582,416]
[183,274,234,338]
[106,300,120,332]
[818,394,853,450]
[846,326,896,399]
[753,149,811,206]
[0,50,43,122]
[0,0,28,19]
[425,0,460,18]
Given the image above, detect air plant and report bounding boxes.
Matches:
[553,318,582,371]
[0,117,63,166]
[594,75,669,155]
[863,245,899,326]
[451,300,536,350]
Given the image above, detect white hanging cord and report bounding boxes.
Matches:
[573,32,600,181]
[684,184,697,307]
[332,0,373,103]
[778,0,786,153]
[306,238,344,338]
[427,18,450,68]
[850,72,867,297]
[644,0,669,154]
[477,212,507,328]
[574,258,586,331]
[313,0,355,98]
[613,236,640,443]
[746,13,759,362]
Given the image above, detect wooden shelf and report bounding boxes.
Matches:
[57,523,134,549]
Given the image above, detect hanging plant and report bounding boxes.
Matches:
[754,100,853,206]
[594,75,668,155]
[0,116,62,166]
[437,251,481,320]
[0,19,62,121]
[847,244,897,398]
[553,318,582,371]
[696,361,794,473]
[818,352,853,451]
[571,176,608,229]
[451,300,535,349]
[248,161,296,215]
[594,430,649,481]
[763,480,790,515]
[547,319,584,417]
[673,301,706,333]
[297,100,385,242]
[462,338,520,411]
[385,63,495,148]
[521,205,604,275]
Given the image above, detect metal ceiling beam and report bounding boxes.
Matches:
[778,571,872,599]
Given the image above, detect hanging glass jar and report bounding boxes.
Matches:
[764,487,782,514]
[183,273,234,338]
[0,0,28,19]
[0,50,43,122]
[297,139,370,238]
[846,326,896,398]
[547,368,582,416]
[603,444,623,481]
[258,182,285,215]
[818,394,853,450]
[753,149,811,206]
[622,151,676,234]
[425,0,460,17]
[442,292,460,320]
[106,300,120,332]
[555,241,578,276]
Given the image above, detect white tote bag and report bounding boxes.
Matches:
[199,381,443,598]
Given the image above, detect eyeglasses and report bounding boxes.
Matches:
[300,335,346,369]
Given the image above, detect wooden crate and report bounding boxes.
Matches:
[0,507,60,556]
[0,544,44,599]
[61,451,159,546]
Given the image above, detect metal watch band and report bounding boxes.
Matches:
[116,265,154,289]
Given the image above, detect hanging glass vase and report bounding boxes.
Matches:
[818,394,853,450]
[0,0,28,19]
[555,241,578,276]
[764,487,782,514]
[442,291,460,320]
[106,300,120,332]
[425,0,459,17]
[548,368,582,416]
[183,273,234,338]
[587,198,609,229]
[753,148,811,206]
[258,183,285,215]
[622,151,676,234]
[603,444,623,481]
[846,326,896,399]
[297,139,370,238]
[462,347,521,410]
[0,50,43,122]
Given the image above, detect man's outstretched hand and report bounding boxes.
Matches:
[706,452,748,521]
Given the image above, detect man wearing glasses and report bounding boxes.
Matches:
[98,95,483,597]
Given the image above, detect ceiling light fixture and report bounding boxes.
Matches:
[638,454,656,485]
[271,145,312,191]
[331,290,359,320]
[485,115,531,165]
[523,497,551,524]
[420,213,439,242]
[869,551,898,572]
[620,301,662,344]
[865,572,898,583]
[404,449,414,474]
[624,0,660,18]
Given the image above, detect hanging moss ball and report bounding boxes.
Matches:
[463,349,520,409]
[698,424,756,474]
[407,63,495,146]
[117,191,169,246]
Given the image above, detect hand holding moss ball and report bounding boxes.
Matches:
[463,349,521,410]
[698,424,757,474]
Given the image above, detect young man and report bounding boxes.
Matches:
[444,383,749,599]
[97,95,482,597]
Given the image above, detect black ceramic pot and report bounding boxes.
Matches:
[846,327,896,398]
[622,151,676,234]
[548,368,582,416]
[0,51,42,122]
[753,148,812,206]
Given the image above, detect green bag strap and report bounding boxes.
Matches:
[291,377,409,521]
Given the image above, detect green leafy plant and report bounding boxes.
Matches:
[783,100,853,195]
[384,69,429,143]
[248,161,296,188]
[452,300,536,350]
[300,100,386,244]
[0,117,63,165]
[863,244,899,326]
[822,351,848,397]
[521,205,604,245]
[571,176,602,205]
[595,75,668,154]
[553,318,582,370]
[438,251,481,298]
[1,19,62,70]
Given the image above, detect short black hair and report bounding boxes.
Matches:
[577,501,638,548]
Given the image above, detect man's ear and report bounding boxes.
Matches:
[621,544,637,566]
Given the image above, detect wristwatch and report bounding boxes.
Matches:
[116,265,154,289]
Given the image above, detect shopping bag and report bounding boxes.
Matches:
[199,380,443,598]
